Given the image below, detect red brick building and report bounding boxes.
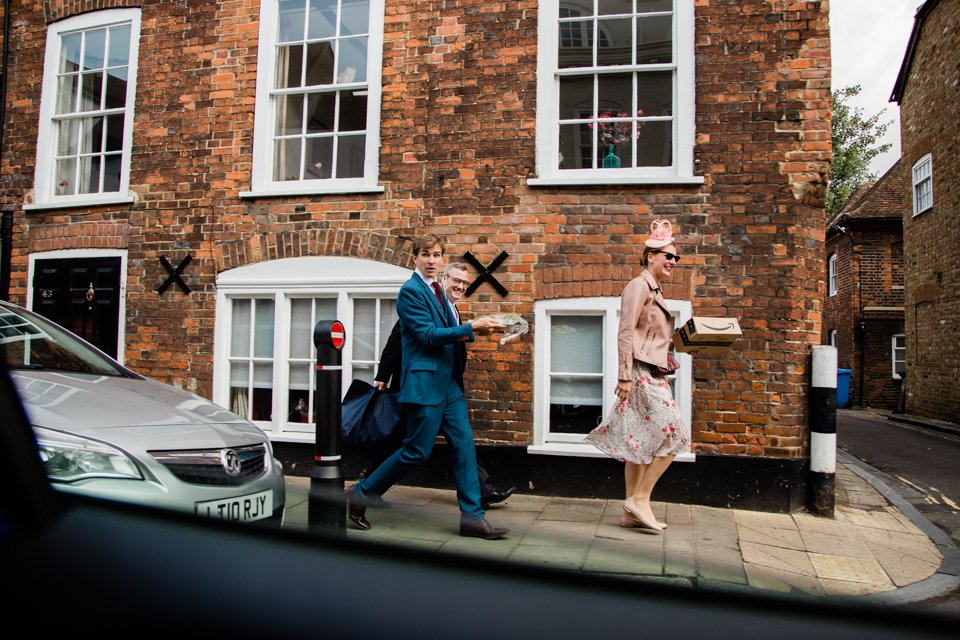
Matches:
[824,162,905,411]
[0,0,831,511]
[891,0,959,423]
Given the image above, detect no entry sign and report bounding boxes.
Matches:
[330,321,345,350]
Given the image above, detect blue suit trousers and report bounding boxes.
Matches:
[354,385,484,519]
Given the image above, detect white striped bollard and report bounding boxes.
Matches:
[808,345,837,517]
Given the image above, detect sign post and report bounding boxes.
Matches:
[309,319,346,533]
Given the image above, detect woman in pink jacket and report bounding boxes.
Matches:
[585,220,689,532]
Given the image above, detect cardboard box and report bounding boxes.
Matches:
[673,317,742,355]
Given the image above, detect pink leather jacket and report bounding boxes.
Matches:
[617,270,674,380]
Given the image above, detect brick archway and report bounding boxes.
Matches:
[214,229,417,273]
[42,1,142,23]
[29,222,129,253]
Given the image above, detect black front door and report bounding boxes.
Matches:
[32,257,122,359]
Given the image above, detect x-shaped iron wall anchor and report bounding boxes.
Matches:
[462,251,509,297]
[157,254,192,295]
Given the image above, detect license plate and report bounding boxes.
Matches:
[195,490,273,522]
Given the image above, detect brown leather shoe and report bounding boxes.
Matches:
[459,516,509,540]
[345,487,371,530]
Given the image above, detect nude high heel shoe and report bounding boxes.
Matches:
[622,506,666,531]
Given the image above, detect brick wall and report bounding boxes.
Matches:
[824,223,904,410]
[898,0,960,421]
[861,319,903,408]
[2,1,831,461]
[824,234,856,367]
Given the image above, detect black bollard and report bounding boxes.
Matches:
[309,319,346,533]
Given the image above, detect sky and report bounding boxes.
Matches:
[829,0,925,178]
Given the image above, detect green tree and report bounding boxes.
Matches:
[827,85,893,217]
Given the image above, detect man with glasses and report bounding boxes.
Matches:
[365,262,516,511]
[439,262,518,508]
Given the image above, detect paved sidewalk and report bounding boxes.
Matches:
[282,460,959,604]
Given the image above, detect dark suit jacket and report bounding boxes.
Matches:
[374,321,403,392]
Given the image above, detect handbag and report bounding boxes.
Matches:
[340,379,402,453]
[653,351,679,377]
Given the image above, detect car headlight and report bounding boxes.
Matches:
[33,427,143,483]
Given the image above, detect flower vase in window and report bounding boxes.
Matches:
[590,110,643,169]
[602,146,621,169]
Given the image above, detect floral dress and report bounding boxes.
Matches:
[584,360,689,465]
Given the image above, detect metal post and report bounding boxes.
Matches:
[309,319,346,533]
[808,345,837,517]
[896,371,907,415]
[0,1,12,302]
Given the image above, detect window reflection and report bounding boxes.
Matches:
[554,0,676,171]
[549,315,603,435]
[271,0,371,183]
[53,22,130,195]
[230,299,276,422]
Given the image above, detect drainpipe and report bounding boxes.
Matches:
[0,0,12,301]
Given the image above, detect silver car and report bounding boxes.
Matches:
[1,300,285,524]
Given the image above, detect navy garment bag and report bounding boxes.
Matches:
[340,379,401,453]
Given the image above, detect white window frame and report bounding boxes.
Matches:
[911,153,933,216]
[530,0,701,187]
[26,9,141,211]
[530,296,693,461]
[828,253,837,297]
[243,0,386,198]
[892,334,905,380]
[213,257,408,442]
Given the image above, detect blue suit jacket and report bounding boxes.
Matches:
[397,273,474,406]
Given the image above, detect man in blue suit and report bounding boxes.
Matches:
[346,235,509,539]
[366,263,517,509]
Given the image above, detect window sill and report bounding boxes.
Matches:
[264,432,316,444]
[527,175,705,187]
[23,194,136,211]
[528,442,695,463]
[240,185,385,199]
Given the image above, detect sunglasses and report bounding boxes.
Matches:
[652,250,681,262]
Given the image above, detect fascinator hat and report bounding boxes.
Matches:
[644,219,675,249]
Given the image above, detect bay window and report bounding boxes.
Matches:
[214,257,406,441]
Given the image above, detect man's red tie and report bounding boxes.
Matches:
[432,281,444,307]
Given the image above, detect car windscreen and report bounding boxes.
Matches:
[0,306,126,376]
